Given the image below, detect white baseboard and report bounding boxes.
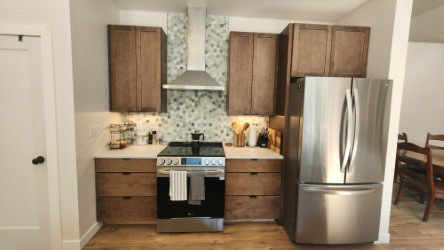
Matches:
[62,240,81,250]
[80,222,103,248]
[375,233,390,244]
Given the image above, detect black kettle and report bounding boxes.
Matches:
[191,131,205,141]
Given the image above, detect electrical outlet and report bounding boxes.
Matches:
[89,125,101,138]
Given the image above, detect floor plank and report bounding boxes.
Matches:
[84,185,444,249]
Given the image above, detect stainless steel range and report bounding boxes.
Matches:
[156,141,225,233]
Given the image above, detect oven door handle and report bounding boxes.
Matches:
[157,169,225,176]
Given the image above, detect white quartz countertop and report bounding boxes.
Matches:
[93,144,283,160]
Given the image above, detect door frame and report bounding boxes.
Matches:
[0,24,62,250]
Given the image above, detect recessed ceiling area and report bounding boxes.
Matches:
[110,0,369,22]
[412,0,444,17]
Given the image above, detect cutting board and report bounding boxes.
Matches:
[267,128,283,155]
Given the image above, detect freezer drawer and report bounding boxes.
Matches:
[295,183,382,244]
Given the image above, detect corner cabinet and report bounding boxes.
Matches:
[108,25,167,112]
[228,32,278,115]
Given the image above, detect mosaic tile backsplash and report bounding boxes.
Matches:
[122,13,268,143]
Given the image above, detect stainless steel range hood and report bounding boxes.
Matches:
[163,6,224,91]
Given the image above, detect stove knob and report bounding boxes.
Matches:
[218,159,224,165]
[204,159,210,165]
[166,158,172,165]
[173,158,179,165]
[211,159,217,165]
[158,158,165,165]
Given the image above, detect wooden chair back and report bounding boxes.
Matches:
[398,133,408,143]
[425,133,444,150]
[397,142,434,191]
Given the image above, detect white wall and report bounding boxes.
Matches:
[400,42,444,144]
[0,0,80,249]
[69,0,121,246]
[118,9,332,34]
[337,0,413,243]
[410,4,444,43]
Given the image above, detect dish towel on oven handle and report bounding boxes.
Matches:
[188,170,205,205]
[169,170,187,201]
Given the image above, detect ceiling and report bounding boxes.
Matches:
[110,0,369,22]
[412,0,444,17]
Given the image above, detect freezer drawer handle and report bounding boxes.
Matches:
[303,186,379,196]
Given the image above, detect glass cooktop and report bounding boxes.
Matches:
[158,142,225,157]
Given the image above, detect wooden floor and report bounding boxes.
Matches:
[85,186,444,249]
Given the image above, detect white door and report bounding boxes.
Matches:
[0,35,51,249]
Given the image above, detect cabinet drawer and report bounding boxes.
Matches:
[225,195,280,220]
[96,173,156,196]
[97,197,156,224]
[226,159,283,173]
[226,173,281,195]
[95,158,156,172]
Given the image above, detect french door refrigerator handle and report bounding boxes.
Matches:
[348,88,360,172]
[341,89,353,173]
[302,186,380,195]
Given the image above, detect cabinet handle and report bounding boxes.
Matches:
[250,172,258,175]
[251,159,259,161]
[122,172,131,175]
[122,158,130,161]
[123,196,132,200]
[249,195,257,199]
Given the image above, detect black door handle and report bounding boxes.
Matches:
[32,156,45,165]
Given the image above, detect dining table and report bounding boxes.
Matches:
[399,148,444,176]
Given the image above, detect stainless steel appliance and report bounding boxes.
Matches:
[156,141,225,233]
[282,77,392,244]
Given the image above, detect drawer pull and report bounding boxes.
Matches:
[250,172,258,175]
[123,196,132,200]
[122,172,131,175]
[249,195,257,199]
[122,158,130,161]
[251,159,259,161]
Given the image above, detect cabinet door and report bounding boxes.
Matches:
[329,26,369,77]
[228,32,253,115]
[108,25,137,112]
[251,34,278,115]
[137,27,165,112]
[291,24,332,77]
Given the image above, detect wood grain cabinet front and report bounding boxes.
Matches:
[225,159,283,221]
[108,25,167,112]
[228,32,278,115]
[95,158,157,225]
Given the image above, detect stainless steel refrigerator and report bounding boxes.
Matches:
[282,77,392,244]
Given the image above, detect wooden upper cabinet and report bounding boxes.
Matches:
[251,33,278,115]
[291,24,332,77]
[329,26,369,77]
[109,25,137,112]
[228,32,254,115]
[137,27,167,112]
[108,25,167,112]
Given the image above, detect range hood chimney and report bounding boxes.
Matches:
[163,5,224,91]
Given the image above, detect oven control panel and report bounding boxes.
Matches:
[157,157,225,167]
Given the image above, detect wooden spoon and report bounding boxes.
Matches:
[241,123,250,133]
[231,121,239,134]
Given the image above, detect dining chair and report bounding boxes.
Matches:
[425,133,444,149]
[394,133,409,183]
[394,142,444,222]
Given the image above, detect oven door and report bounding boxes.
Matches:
[157,170,225,219]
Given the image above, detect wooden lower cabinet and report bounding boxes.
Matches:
[96,173,156,197]
[225,196,281,220]
[97,197,156,224]
[226,173,281,196]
